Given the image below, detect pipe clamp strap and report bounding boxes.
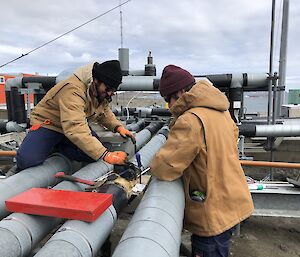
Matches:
[54,228,93,257]
[1,216,33,256]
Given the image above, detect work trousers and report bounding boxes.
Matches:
[191,228,234,257]
[16,127,101,170]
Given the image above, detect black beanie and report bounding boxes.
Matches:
[92,60,122,90]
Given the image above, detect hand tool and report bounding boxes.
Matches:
[135,153,142,183]
[55,172,96,186]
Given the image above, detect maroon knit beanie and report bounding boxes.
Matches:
[159,65,195,97]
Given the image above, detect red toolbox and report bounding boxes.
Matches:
[5,188,112,222]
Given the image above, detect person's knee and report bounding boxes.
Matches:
[16,148,44,170]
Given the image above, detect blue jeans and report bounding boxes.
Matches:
[16,127,101,170]
[191,228,234,257]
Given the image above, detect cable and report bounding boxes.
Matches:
[126,91,141,120]
[0,0,131,69]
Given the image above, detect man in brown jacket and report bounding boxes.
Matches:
[17,60,135,170]
[150,65,254,257]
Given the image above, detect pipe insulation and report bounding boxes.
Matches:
[0,161,113,257]
[112,178,184,257]
[33,129,169,257]
[114,107,171,117]
[0,154,72,219]
[126,119,146,132]
[0,121,27,133]
[134,129,151,151]
[0,128,153,257]
[239,124,300,137]
[5,76,56,92]
[7,72,270,94]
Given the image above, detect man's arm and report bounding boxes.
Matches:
[96,102,123,132]
[57,84,107,160]
[150,114,201,181]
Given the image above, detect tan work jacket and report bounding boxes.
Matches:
[150,80,254,236]
[30,62,122,160]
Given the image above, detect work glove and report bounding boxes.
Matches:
[103,151,128,165]
[116,126,136,144]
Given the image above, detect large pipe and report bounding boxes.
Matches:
[5,76,56,122]
[0,129,153,257]
[240,160,300,169]
[0,161,113,257]
[0,121,27,133]
[239,124,300,137]
[135,122,164,150]
[112,177,184,257]
[118,48,129,75]
[11,71,270,94]
[119,76,159,91]
[126,119,145,132]
[118,73,269,92]
[267,0,276,124]
[0,151,16,157]
[9,87,26,124]
[195,73,269,91]
[114,107,171,117]
[5,121,27,132]
[277,0,290,117]
[5,76,56,92]
[0,154,72,219]
[33,130,168,257]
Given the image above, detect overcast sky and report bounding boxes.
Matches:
[0,0,299,89]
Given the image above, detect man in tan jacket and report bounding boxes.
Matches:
[17,60,135,170]
[150,65,253,257]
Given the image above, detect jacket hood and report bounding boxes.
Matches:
[170,79,230,117]
[74,62,95,102]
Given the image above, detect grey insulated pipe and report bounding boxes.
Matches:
[112,177,184,257]
[0,129,152,257]
[239,124,300,137]
[0,161,113,257]
[0,154,72,219]
[126,119,146,132]
[33,130,168,257]
[113,107,171,117]
[135,122,164,150]
[0,121,27,133]
[256,124,300,137]
[118,73,269,92]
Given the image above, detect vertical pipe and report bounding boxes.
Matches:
[5,90,12,121]
[267,0,276,179]
[277,0,289,117]
[272,72,279,124]
[267,0,276,125]
[118,48,129,75]
[10,87,26,124]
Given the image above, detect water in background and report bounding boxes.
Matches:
[244,92,268,115]
[243,91,288,116]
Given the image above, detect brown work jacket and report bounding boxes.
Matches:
[150,79,254,236]
[30,62,122,160]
